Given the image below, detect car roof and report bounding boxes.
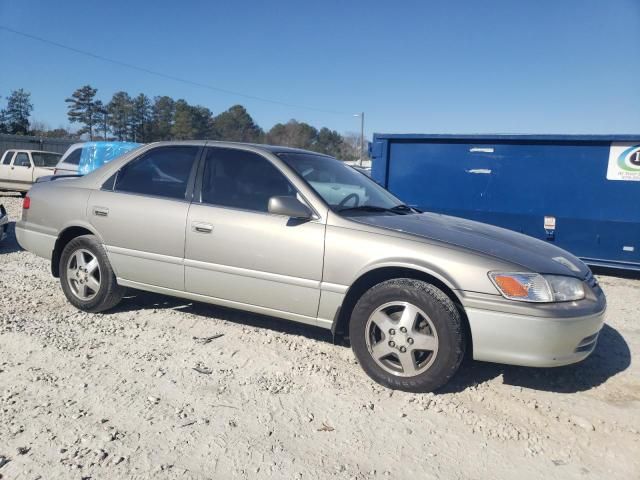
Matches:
[145,140,333,158]
[4,149,61,154]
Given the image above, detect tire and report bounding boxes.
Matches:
[59,234,126,313]
[349,278,466,392]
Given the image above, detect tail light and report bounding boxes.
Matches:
[23,195,30,210]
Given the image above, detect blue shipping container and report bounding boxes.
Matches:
[370,134,640,271]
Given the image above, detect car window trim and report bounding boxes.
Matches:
[108,145,204,201]
[193,145,319,219]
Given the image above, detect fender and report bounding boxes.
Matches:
[51,221,107,277]
[351,258,463,294]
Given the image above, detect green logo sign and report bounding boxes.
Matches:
[617,144,640,172]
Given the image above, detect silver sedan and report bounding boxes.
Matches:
[15,141,606,392]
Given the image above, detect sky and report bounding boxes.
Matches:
[1,0,639,139]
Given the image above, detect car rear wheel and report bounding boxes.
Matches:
[59,234,125,313]
[349,278,466,392]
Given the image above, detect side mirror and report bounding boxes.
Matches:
[268,196,313,219]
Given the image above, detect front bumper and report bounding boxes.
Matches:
[462,288,606,367]
[467,307,605,367]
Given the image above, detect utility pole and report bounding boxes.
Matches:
[354,112,365,166]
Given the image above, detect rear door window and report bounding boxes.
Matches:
[114,146,199,200]
[32,152,62,167]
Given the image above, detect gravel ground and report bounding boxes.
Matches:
[0,192,638,480]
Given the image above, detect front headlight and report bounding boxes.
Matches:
[488,272,585,303]
[545,275,586,301]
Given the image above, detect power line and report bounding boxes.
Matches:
[0,25,350,116]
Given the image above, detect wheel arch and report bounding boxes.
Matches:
[51,223,102,277]
[331,265,472,356]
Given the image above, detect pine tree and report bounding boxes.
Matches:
[94,100,110,140]
[211,105,263,142]
[107,91,133,141]
[4,89,33,135]
[171,99,195,140]
[151,96,175,141]
[131,93,152,142]
[65,85,99,139]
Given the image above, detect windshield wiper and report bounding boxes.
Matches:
[390,203,418,213]
[338,205,406,214]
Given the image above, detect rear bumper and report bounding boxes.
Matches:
[467,306,605,367]
[15,222,56,260]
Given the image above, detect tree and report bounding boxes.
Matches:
[314,127,344,157]
[94,100,110,140]
[3,89,33,135]
[266,120,317,150]
[171,99,195,140]
[65,85,99,139]
[107,91,133,140]
[171,100,213,140]
[29,120,75,139]
[151,96,175,141]
[0,105,7,134]
[340,132,365,163]
[211,104,263,142]
[190,105,213,139]
[131,93,152,142]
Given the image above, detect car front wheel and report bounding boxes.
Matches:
[349,278,466,392]
[59,234,126,313]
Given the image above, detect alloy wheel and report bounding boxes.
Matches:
[365,301,439,377]
[66,249,101,301]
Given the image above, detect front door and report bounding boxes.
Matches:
[89,145,200,291]
[184,147,325,321]
[8,152,34,190]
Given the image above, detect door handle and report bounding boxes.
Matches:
[93,206,109,217]
[192,222,213,234]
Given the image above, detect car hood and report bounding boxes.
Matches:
[352,212,590,278]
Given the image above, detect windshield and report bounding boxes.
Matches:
[31,152,62,167]
[277,152,406,213]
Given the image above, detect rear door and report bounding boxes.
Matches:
[89,145,201,290]
[184,146,325,320]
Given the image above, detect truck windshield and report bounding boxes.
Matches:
[277,152,406,213]
[31,152,62,167]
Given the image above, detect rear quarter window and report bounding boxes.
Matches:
[63,148,82,165]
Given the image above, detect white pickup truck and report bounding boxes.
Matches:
[0,149,62,195]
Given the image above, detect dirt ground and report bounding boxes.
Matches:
[0,192,638,480]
